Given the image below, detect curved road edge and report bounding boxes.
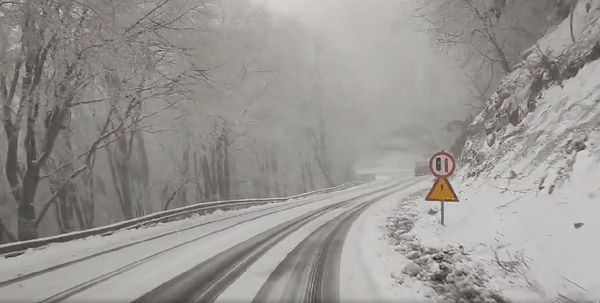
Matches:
[131,178,422,303]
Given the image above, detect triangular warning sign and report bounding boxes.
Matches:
[425,177,459,202]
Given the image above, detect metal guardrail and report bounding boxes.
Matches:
[0,181,363,256]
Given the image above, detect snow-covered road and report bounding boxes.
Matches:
[0,177,427,303]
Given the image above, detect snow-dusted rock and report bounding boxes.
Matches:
[406,251,420,260]
[402,261,423,277]
[392,229,408,240]
[394,245,407,253]
[398,233,416,241]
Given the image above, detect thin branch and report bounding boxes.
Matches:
[563,277,588,292]
[124,0,173,33]
[162,177,195,211]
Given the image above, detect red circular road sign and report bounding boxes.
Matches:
[429,151,456,178]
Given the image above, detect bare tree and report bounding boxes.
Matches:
[0,1,99,240]
[413,0,513,74]
[412,0,564,102]
[0,0,368,241]
[0,0,201,239]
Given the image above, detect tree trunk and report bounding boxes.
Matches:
[202,154,212,200]
[220,132,231,200]
[17,168,43,240]
[301,157,308,193]
[569,3,576,43]
[107,135,135,220]
[80,172,96,229]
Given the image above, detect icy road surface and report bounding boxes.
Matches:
[0,177,426,303]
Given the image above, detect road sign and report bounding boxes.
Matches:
[429,151,456,178]
[425,177,458,202]
[426,150,459,226]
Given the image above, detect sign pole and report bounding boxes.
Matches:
[440,201,445,226]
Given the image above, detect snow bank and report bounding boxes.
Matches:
[373,161,600,302]
[402,148,600,302]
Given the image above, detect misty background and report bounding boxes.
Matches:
[0,0,565,240]
[257,0,472,161]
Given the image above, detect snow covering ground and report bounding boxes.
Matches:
[215,203,351,302]
[6,3,600,303]
[362,167,599,302]
[367,165,599,303]
[55,193,373,303]
[0,179,406,301]
[0,202,283,284]
[340,177,435,302]
[0,180,383,283]
[366,2,600,302]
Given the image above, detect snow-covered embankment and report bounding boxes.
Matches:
[370,2,600,302]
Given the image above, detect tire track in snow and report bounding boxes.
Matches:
[38,180,410,303]
[0,181,384,289]
[130,198,360,303]
[251,179,423,303]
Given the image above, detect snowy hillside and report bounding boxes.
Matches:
[378,1,600,302]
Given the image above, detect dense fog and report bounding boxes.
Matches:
[0,0,561,240]
[255,0,472,164]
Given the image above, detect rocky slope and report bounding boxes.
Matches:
[458,0,600,191]
[381,2,600,302]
